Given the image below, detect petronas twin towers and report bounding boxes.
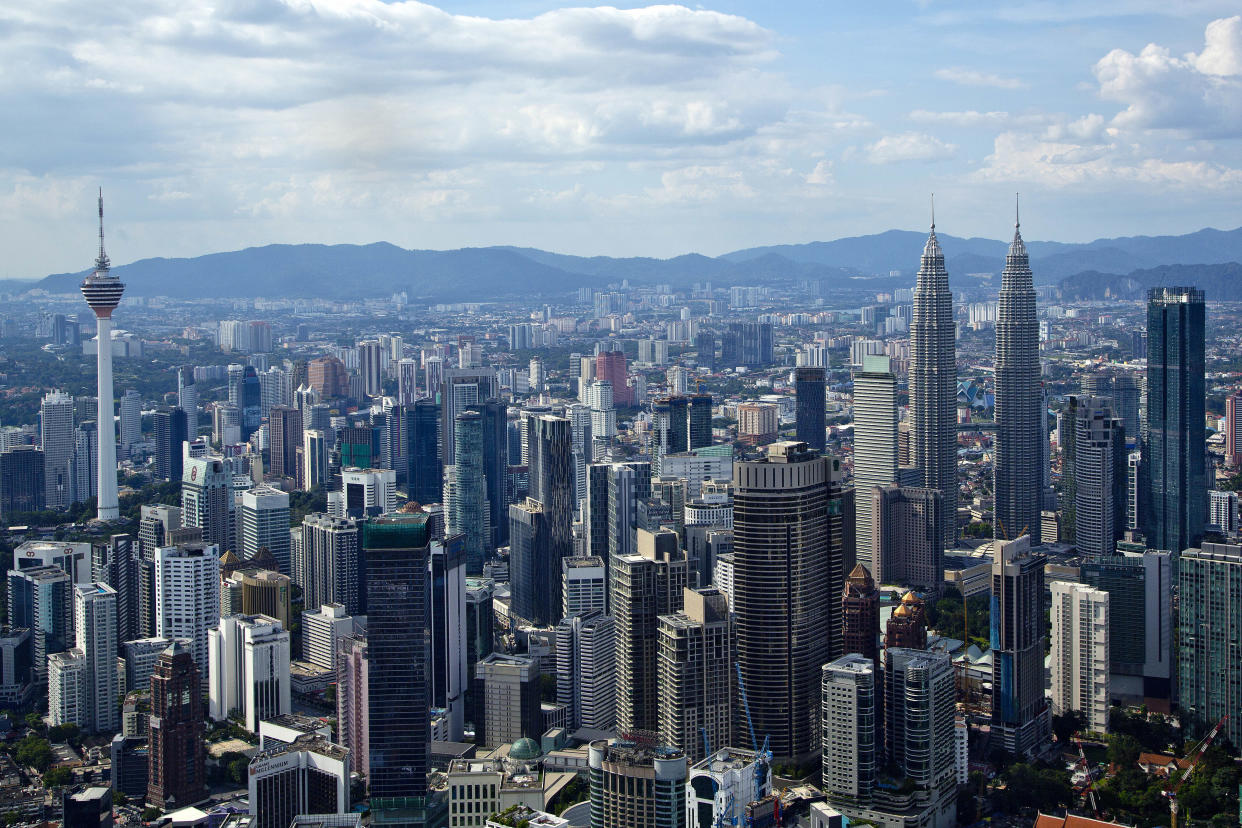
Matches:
[909,202,1041,549]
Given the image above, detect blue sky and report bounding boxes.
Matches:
[2,1,1240,278]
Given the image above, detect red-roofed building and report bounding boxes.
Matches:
[1034,814,1133,828]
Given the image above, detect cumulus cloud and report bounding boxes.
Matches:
[866,133,957,163]
[1094,15,1242,137]
[909,109,1012,126]
[934,67,1025,89]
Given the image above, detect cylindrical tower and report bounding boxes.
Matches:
[80,191,125,521]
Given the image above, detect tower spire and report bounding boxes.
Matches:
[1015,192,1020,229]
[94,188,111,274]
[930,192,935,231]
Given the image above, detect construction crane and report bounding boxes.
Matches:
[1165,715,1228,828]
[1072,737,1101,818]
[735,663,774,821]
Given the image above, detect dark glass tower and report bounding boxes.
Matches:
[405,399,441,507]
[794,367,827,452]
[154,407,188,483]
[510,415,573,626]
[240,366,262,441]
[467,399,508,548]
[1142,286,1206,553]
[147,642,208,809]
[364,513,431,827]
[688,393,713,450]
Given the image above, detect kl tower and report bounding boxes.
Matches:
[81,191,124,521]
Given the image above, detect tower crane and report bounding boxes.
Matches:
[1165,715,1228,828]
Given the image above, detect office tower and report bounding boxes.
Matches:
[872,485,943,590]
[475,653,541,747]
[240,486,291,574]
[71,583,119,733]
[208,614,291,732]
[516,415,573,610]
[464,579,494,728]
[301,428,329,489]
[594,350,631,407]
[337,424,377,470]
[363,512,431,825]
[300,514,362,615]
[688,393,712,450]
[119,389,141,452]
[72,420,97,503]
[405,399,442,506]
[214,402,242,447]
[1081,550,1172,702]
[796,367,827,452]
[1143,286,1207,553]
[422,354,445,399]
[302,603,355,672]
[446,411,490,571]
[1050,582,1110,733]
[588,739,688,828]
[396,358,419,406]
[614,528,688,733]
[248,735,350,828]
[656,587,733,760]
[584,460,651,563]
[228,362,245,405]
[429,535,467,740]
[178,366,198,437]
[508,501,552,625]
[1226,391,1242,467]
[563,556,607,618]
[1074,398,1122,555]
[721,322,774,368]
[79,195,123,520]
[154,407,188,483]
[853,356,897,569]
[994,210,1042,545]
[441,368,500,466]
[989,535,1050,757]
[881,648,957,823]
[8,565,72,679]
[909,219,957,549]
[335,467,397,518]
[885,592,928,649]
[652,397,689,474]
[1179,542,1242,746]
[734,441,851,765]
[359,340,385,398]
[308,356,349,399]
[147,642,208,810]
[820,654,876,807]
[841,564,879,664]
[1112,374,1140,445]
[222,569,292,630]
[336,631,369,778]
[240,366,262,441]
[268,406,302,481]
[0,445,45,516]
[154,543,221,677]
[695,331,717,372]
[468,399,508,548]
[41,389,75,510]
[182,456,234,551]
[555,610,616,731]
[568,402,593,505]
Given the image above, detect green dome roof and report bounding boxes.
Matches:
[510,737,541,760]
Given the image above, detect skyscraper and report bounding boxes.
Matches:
[588,740,688,828]
[0,446,45,517]
[1050,582,1110,733]
[872,485,943,590]
[208,614,291,732]
[41,390,75,510]
[446,411,489,572]
[595,351,632,407]
[119,389,142,453]
[795,366,827,452]
[269,406,302,481]
[1073,397,1122,556]
[841,563,879,665]
[820,654,876,807]
[429,535,467,740]
[72,420,98,504]
[440,368,499,467]
[1226,391,1242,468]
[147,641,208,809]
[688,393,713,450]
[405,399,442,507]
[80,193,124,521]
[656,586,733,761]
[853,356,897,570]
[182,457,234,552]
[73,583,119,733]
[555,610,616,731]
[154,543,221,678]
[733,441,851,765]
[1178,542,1242,747]
[154,407,188,483]
[239,366,262,441]
[240,486,292,574]
[993,207,1042,545]
[363,513,431,826]
[1143,286,1206,553]
[989,535,1050,757]
[300,513,363,616]
[178,366,198,438]
[1080,550,1173,702]
[909,218,957,549]
[468,399,508,548]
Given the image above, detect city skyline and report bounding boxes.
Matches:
[2,4,1241,278]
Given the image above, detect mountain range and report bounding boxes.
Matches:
[15,225,1242,302]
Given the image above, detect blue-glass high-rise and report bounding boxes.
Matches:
[364,513,431,828]
[404,399,441,507]
[240,366,262,440]
[1142,287,1206,553]
[449,411,489,573]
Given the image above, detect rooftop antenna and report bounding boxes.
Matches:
[1015,192,1020,229]
[930,192,935,231]
[95,188,110,273]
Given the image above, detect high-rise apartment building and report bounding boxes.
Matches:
[363,513,432,826]
[734,441,851,765]
[154,543,221,678]
[1226,391,1242,467]
[853,356,897,571]
[148,642,208,809]
[268,406,302,481]
[1050,582,1110,733]
[994,212,1042,546]
[990,536,1050,757]
[594,351,632,407]
[614,528,688,733]
[881,648,957,826]
[588,740,687,828]
[656,587,733,761]
[1178,542,1242,747]
[555,610,615,731]
[1073,398,1123,555]
[119,389,142,453]
[821,654,876,807]
[72,420,98,504]
[300,514,362,616]
[336,631,369,778]
[910,221,958,549]
[1143,286,1206,553]
[74,583,118,733]
[41,390,75,510]
[795,367,827,452]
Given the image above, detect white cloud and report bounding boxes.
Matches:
[1094,15,1242,137]
[866,133,957,163]
[909,109,1012,126]
[934,67,1025,89]
[805,160,834,185]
